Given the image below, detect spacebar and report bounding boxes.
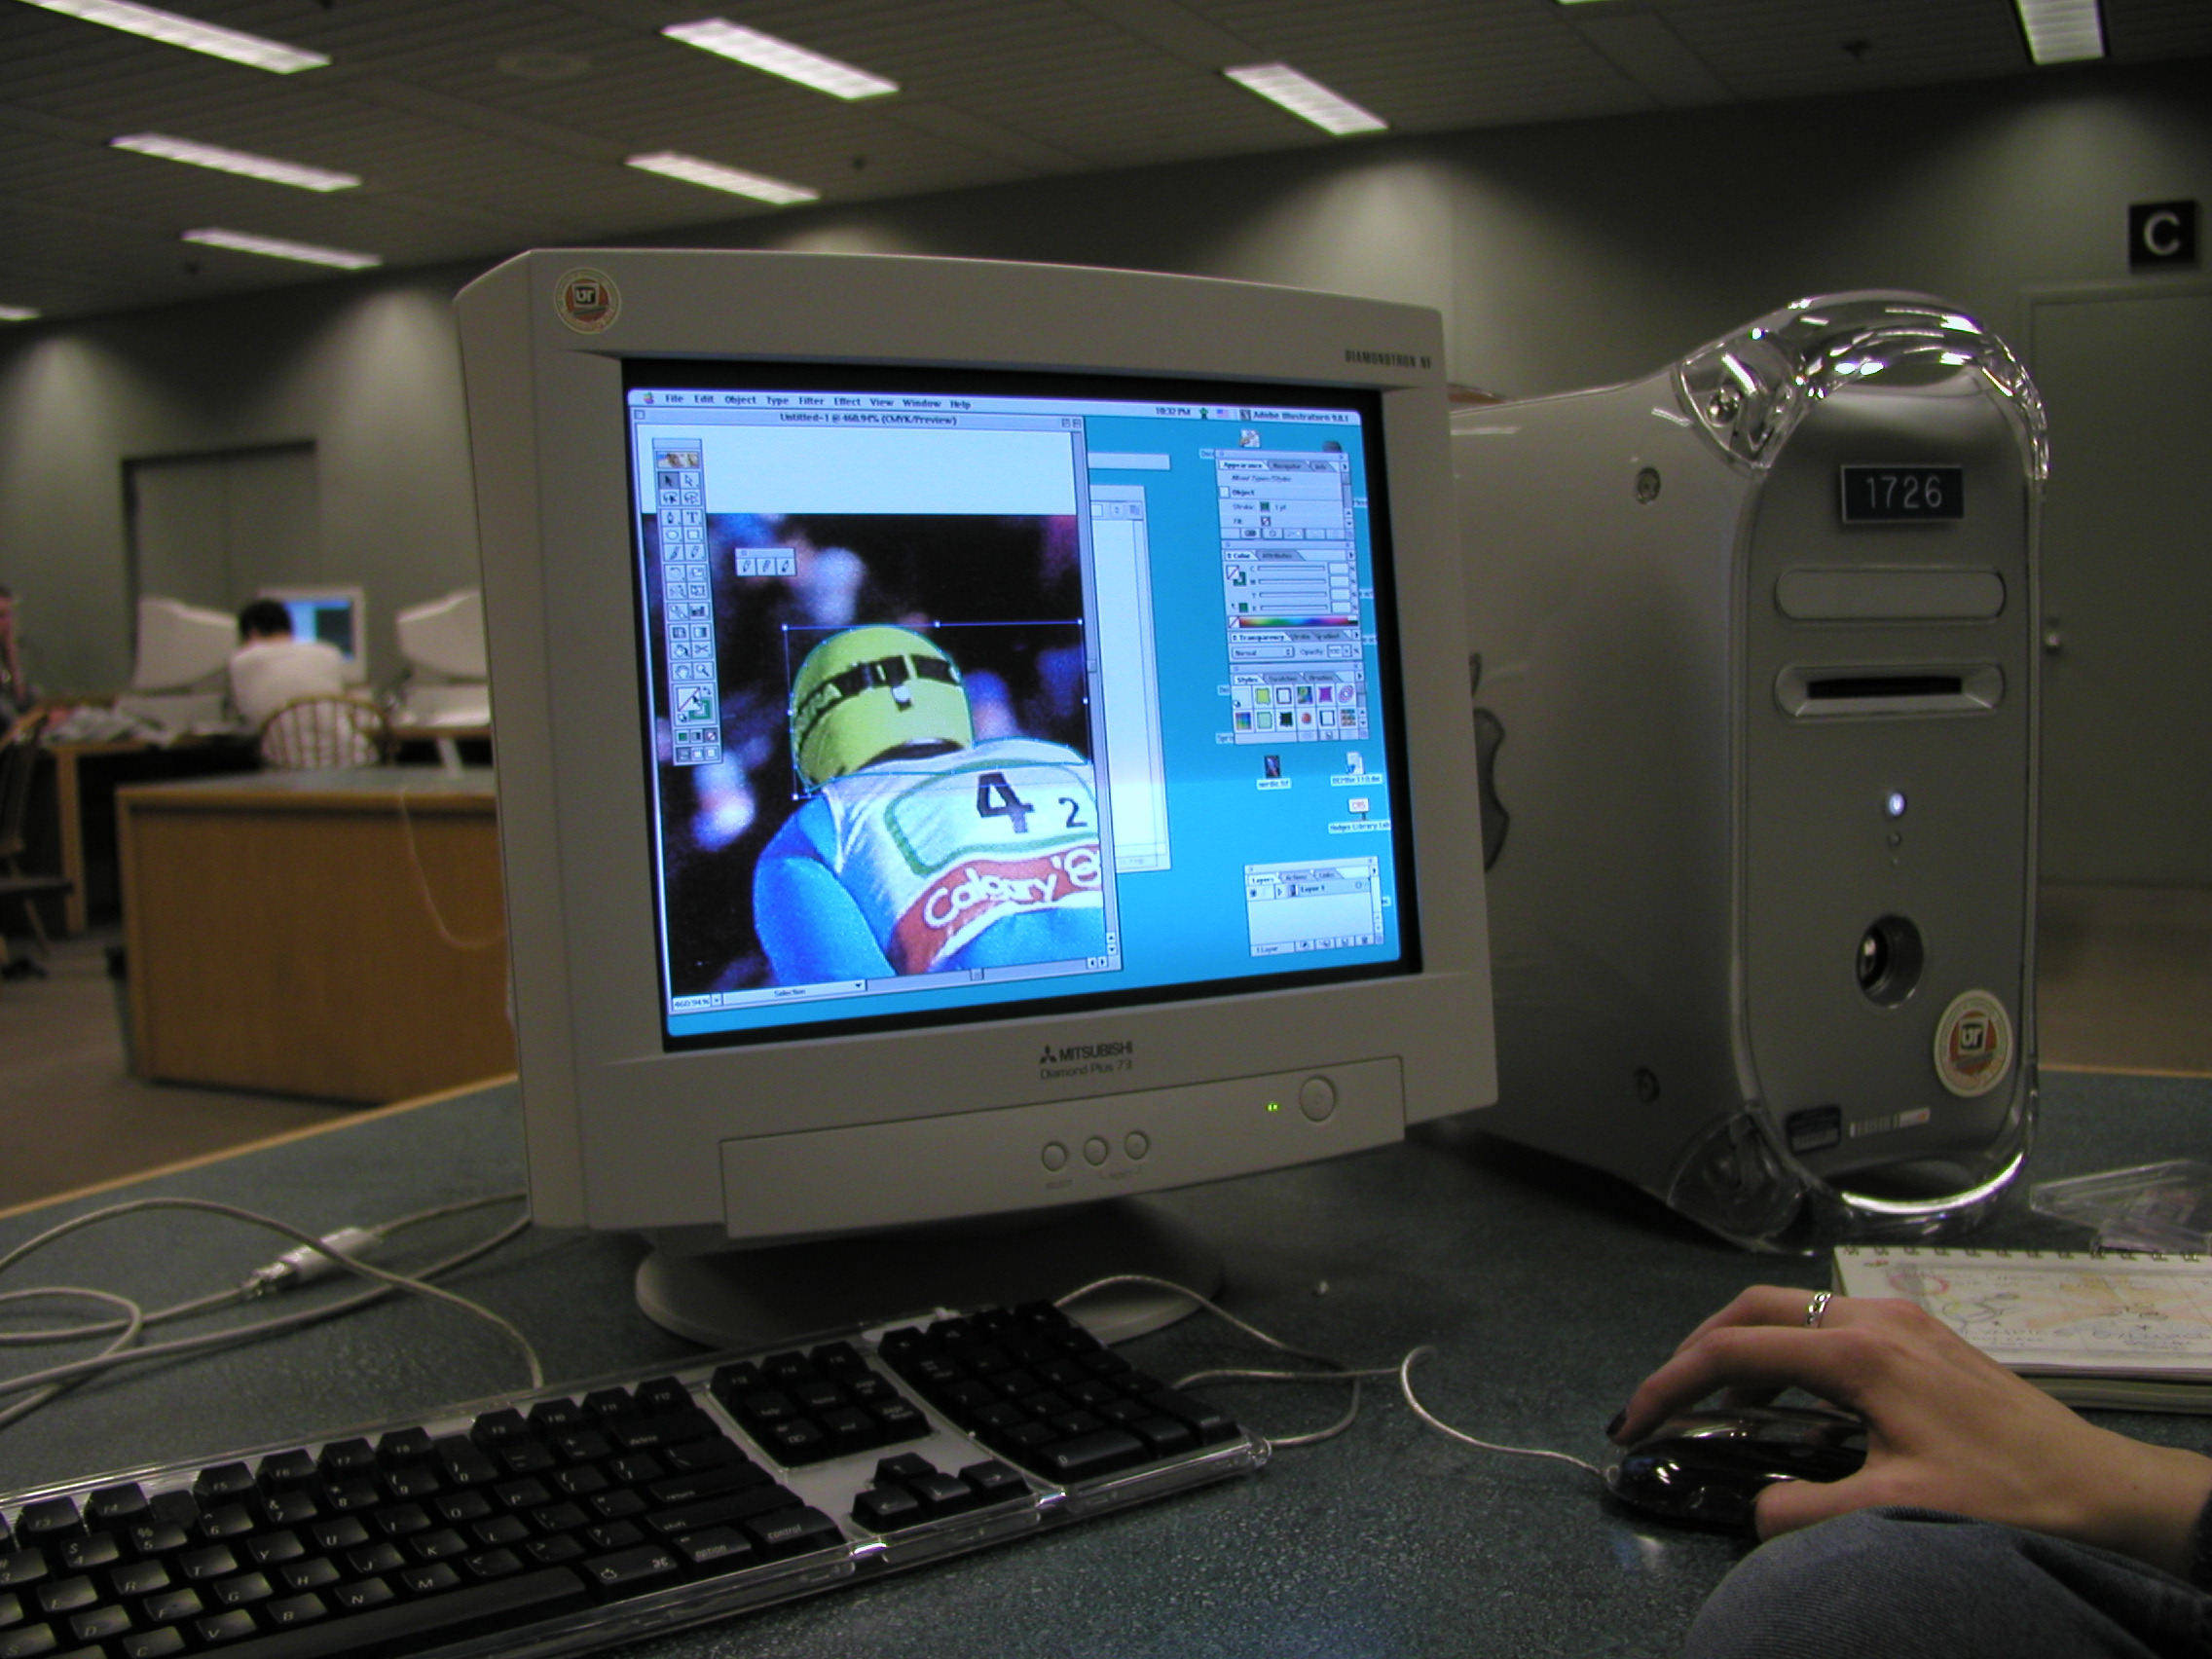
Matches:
[206,1567,593,1659]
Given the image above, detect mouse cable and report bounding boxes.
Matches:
[1395,1346,1603,1480]
[0,1191,527,1346]
[0,1193,535,1431]
[1056,1272,1404,1448]
[1055,1273,1605,1475]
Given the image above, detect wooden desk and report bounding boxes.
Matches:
[32,737,259,933]
[117,768,514,1103]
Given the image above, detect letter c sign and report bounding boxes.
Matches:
[2128,201,2196,271]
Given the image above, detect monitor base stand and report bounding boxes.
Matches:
[635,1198,1223,1349]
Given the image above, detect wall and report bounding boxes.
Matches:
[0,58,2203,761]
[0,271,481,689]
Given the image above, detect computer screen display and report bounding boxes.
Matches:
[261,587,364,673]
[625,365,1417,1050]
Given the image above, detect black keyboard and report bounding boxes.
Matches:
[0,1302,1262,1659]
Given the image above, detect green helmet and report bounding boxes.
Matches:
[790,625,972,789]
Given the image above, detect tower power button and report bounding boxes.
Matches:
[1298,1077,1337,1122]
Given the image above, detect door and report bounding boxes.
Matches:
[2028,283,2212,886]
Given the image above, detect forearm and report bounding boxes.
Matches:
[2065,1433,2212,1581]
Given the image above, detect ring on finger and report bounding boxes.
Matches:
[1805,1290,1833,1328]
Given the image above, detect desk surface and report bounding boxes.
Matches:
[3,1072,2207,1658]
[118,764,496,804]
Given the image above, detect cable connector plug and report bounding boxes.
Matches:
[239,1226,383,1298]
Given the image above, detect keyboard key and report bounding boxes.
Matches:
[323,1482,381,1516]
[634,1378,689,1413]
[32,1582,94,1617]
[1030,1428,1149,1482]
[907,1473,979,1516]
[580,1389,635,1420]
[492,1478,553,1513]
[307,1519,368,1553]
[431,1493,493,1527]
[67,1603,132,1641]
[470,1516,529,1549]
[1142,1388,1240,1444]
[811,1343,865,1376]
[86,1486,148,1525]
[175,1548,238,1584]
[315,1440,377,1481]
[408,1530,468,1563]
[376,1429,435,1466]
[276,1560,340,1594]
[671,1526,755,1570]
[461,1549,523,1582]
[343,1545,404,1579]
[139,1589,203,1626]
[125,1525,187,1558]
[54,1537,117,1573]
[526,1400,585,1433]
[1129,1415,1198,1456]
[193,1607,258,1645]
[383,1467,441,1501]
[871,1400,930,1441]
[958,1460,1028,1502]
[581,1524,642,1553]
[120,1628,184,1659]
[198,1505,256,1541]
[109,1562,169,1600]
[0,1595,18,1630]
[757,1420,829,1465]
[0,1622,55,1658]
[210,1571,274,1608]
[243,1532,305,1568]
[741,1507,840,1560]
[850,1487,923,1531]
[469,1410,530,1449]
[644,1462,770,1509]
[397,1564,461,1598]
[581,1545,679,1596]
[263,1592,327,1627]
[260,1490,319,1528]
[372,1504,431,1539]
[192,1467,254,1505]
[330,1578,394,1613]
[528,1503,587,1536]
[255,1452,316,1489]
[643,1483,802,1538]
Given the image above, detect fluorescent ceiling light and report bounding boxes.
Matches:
[1223,63,1387,136]
[627,152,819,205]
[113,133,358,192]
[662,18,897,99]
[181,228,380,270]
[2015,0,2105,62]
[18,0,327,73]
[0,306,40,323]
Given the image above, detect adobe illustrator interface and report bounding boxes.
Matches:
[627,368,1415,1044]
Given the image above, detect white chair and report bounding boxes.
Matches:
[257,694,390,771]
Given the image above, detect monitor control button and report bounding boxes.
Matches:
[1041,1142,1069,1172]
[1124,1132,1149,1160]
[1083,1136,1110,1166]
[1298,1077,1337,1122]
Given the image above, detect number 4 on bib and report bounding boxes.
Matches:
[975,771,1035,835]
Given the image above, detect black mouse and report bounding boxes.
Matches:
[1605,1404,1868,1529]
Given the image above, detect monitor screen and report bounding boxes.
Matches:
[625,366,1416,1051]
[260,586,365,679]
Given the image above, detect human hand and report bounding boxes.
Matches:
[1610,1286,2212,1576]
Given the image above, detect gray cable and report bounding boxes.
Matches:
[0,1198,537,1421]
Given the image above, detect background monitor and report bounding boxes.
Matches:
[130,595,236,690]
[259,585,367,682]
[455,249,1496,1345]
[396,588,488,682]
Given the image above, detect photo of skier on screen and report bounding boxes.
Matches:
[754,624,1107,985]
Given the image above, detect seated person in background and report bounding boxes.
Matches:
[0,583,35,729]
[1617,1288,2212,1658]
[229,598,346,728]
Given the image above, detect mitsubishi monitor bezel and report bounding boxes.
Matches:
[455,249,1495,1269]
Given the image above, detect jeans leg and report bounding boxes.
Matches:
[1682,1507,2212,1659]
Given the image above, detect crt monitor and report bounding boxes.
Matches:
[455,249,1495,1345]
[260,585,367,682]
[395,588,489,682]
[130,595,236,689]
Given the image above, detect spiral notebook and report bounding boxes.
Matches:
[1831,1245,2212,1413]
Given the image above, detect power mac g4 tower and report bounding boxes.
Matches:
[456,249,1495,1344]
[1456,293,2045,1250]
